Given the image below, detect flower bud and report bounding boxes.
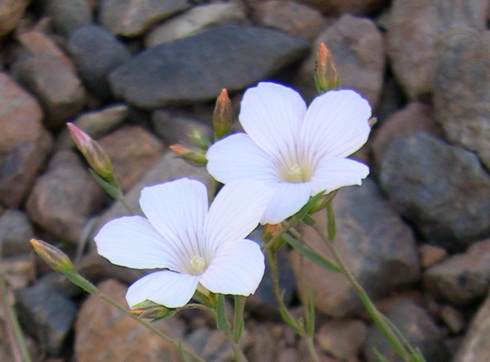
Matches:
[213,89,233,140]
[308,190,337,214]
[131,300,173,320]
[30,239,74,273]
[67,123,113,179]
[189,129,212,150]
[262,223,282,243]
[169,144,207,167]
[314,43,340,93]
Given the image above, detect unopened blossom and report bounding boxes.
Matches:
[206,82,371,224]
[95,178,272,308]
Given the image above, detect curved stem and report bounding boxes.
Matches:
[310,223,412,361]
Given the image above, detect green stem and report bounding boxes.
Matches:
[225,331,248,362]
[232,296,245,343]
[0,260,32,362]
[63,270,204,362]
[310,223,412,361]
[305,335,320,362]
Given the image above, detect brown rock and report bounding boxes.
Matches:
[26,150,105,243]
[418,244,448,269]
[371,102,443,167]
[316,319,368,359]
[254,1,326,40]
[440,305,466,334]
[453,292,490,361]
[300,14,385,108]
[75,279,186,362]
[98,126,164,191]
[0,72,52,207]
[386,0,488,99]
[0,0,29,37]
[423,239,490,306]
[297,0,388,15]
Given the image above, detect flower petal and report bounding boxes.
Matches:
[261,182,311,224]
[95,216,182,270]
[126,270,199,308]
[199,239,265,296]
[239,82,306,162]
[301,89,371,164]
[204,179,273,253]
[310,157,370,195]
[206,133,277,183]
[139,178,208,264]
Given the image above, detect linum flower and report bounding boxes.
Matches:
[206,82,372,224]
[94,178,272,308]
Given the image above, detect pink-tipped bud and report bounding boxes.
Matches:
[67,123,113,179]
[30,239,74,273]
[314,43,340,93]
[169,144,207,167]
[213,89,233,140]
[262,223,282,243]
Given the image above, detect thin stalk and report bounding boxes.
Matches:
[0,260,32,362]
[63,270,204,362]
[225,331,248,362]
[232,296,245,343]
[310,223,412,361]
[305,335,319,362]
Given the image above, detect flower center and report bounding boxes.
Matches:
[190,255,207,275]
[283,163,311,183]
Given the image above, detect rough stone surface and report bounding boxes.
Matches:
[16,280,77,356]
[68,25,131,100]
[298,0,389,15]
[434,29,490,170]
[300,14,385,108]
[40,0,93,36]
[363,301,447,361]
[109,24,309,108]
[12,39,87,128]
[0,0,29,37]
[253,1,326,40]
[75,279,186,361]
[26,150,105,243]
[185,327,233,361]
[0,72,52,208]
[453,292,490,361]
[0,209,35,256]
[98,126,164,191]
[423,239,490,306]
[291,178,420,318]
[386,0,489,99]
[99,0,190,37]
[145,3,247,47]
[418,243,448,269]
[316,319,368,359]
[379,133,490,251]
[371,102,443,169]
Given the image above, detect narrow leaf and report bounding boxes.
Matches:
[284,234,341,272]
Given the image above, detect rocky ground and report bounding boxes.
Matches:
[0,0,490,361]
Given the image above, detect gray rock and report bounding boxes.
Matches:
[297,0,388,15]
[300,14,385,108]
[99,0,190,37]
[145,3,247,47]
[68,24,131,100]
[291,178,420,318]
[386,0,488,99]
[434,29,490,170]
[363,301,447,362]
[379,133,490,251]
[0,209,35,256]
[316,319,368,360]
[453,292,490,361]
[16,280,77,356]
[109,25,309,108]
[26,150,105,243]
[423,239,490,306]
[39,0,93,36]
[253,0,326,40]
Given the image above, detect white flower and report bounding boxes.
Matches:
[94,178,272,308]
[206,82,372,224]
